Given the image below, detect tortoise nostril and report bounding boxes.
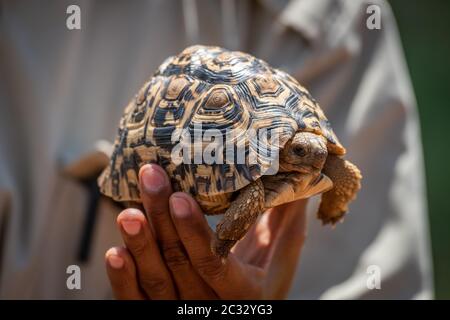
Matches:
[314,150,328,165]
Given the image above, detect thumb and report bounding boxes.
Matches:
[264,199,308,298]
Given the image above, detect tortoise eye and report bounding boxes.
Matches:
[293,145,307,157]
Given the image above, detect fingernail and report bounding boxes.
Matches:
[108,254,124,269]
[171,195,191,219]
[121,220,141,236]
[140,164,166,193]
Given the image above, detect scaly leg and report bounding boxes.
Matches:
[212,179,265,258]
[318,154,362,225]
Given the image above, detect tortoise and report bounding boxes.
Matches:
[98,45,362,257]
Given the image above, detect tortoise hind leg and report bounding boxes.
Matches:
[212,179,265,258]
[318,154,362,224]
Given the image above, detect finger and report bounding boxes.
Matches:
[139,164,187,272]
[105,247,146,300]
[117,208,177,299]
[139,164,215,299]
[264,199,308,298]
[139,164,173,232]
[169,192,261,299]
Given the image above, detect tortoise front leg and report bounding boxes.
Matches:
[212,179,265,258]
[318,154,362,224]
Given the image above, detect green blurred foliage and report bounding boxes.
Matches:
[390,0,450,299]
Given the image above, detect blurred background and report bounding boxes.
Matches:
[390,0,450,299]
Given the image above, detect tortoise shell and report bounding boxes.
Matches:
[98,45,345,208]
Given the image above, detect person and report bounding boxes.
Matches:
[0,0,433,299]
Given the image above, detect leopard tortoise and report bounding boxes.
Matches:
[98,45,362,257]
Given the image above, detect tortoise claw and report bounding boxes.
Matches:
[211,236,236,259]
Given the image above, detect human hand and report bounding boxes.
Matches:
[105,164,307,299]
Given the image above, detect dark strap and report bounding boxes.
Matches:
[77,178,101,262]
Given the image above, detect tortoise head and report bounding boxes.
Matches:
[262,131,334,208]
[279,131,328,174]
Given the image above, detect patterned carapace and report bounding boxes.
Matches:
[98,45,345,212]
